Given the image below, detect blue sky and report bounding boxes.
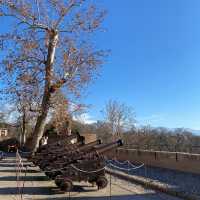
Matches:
[82,0,200,129]
[1,1,200,129]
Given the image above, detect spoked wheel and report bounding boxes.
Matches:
[46,171,61,179]
[60,178,73,192]
[88,179,96,187]
[96,176,108,190]
[45,171,53,178]
[51,171,61,180]
[55,175,64,187]
[40,163,48,170]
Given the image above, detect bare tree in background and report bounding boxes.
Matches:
[15,91,38,146]
[50,91,85,135]
[0,0,107,152]
[103,100,136,139]
[0,112,5,123]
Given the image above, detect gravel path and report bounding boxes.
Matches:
[0,154,183,200]
[107,160,200,196]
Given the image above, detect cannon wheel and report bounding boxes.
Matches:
[46,170,61,180]
[55,175,64,187]
[51,171,61,180]
[96,176,108,190]
[60,178,73,192]
[45,171,53,178]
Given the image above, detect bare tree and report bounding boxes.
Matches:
[0,112,5,123]
[0,0,107,152]
[16,93,38,146]
[103,100,136,139]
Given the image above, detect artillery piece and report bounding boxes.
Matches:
[46,139,123,191]
[31,133,85,165]
[31,132,123,192]
[37,132,84,153]
[39,139,102,171]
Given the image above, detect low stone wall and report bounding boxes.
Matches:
[81,133,97,144]
[107,148,200,174]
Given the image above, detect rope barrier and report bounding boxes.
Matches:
[14,150,146,200]
[42,164,105,174]
[108,162,144,171]
[111,159,139,168]
[113,159,129,165]
[18,149,32,154]
[70,164,105,174]
[35,158,144,174]
[42,160,143,174]
[16,149,27,199]
[107,159,144,171]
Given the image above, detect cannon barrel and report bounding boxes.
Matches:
[36,140,102,163]
[64,140,123,164]
[53,139,102,158]
[42,140,122,170]
[35,141,84,156]
[95,139,123,154]
[78,139,101,151]
[60,139,122,162]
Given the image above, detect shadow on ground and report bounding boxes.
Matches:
[0,175,49,181]
[35,193,172,200]
[0,169,39,173]
[0,185,98,195]
[0,163,31,167]
[0,186,56,195]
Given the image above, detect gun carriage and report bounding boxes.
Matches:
[53,139,123,191]
[31,133,84,165]
[38,140,102,170]
[31,134,123,192]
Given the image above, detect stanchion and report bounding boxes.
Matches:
[15,149,27,200]
[109,173,111,200]
[106,159,145,197]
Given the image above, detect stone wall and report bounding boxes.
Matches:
[107,148,200,174]
[81,133,97,144]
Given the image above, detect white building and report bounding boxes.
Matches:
[0,128,8,137]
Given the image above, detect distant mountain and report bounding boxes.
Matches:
[185,128,200,135]
[169,128,200,135]
[136,125,200,135]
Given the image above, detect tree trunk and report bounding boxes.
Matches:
[30,29,58,153]
[22,111,26,146]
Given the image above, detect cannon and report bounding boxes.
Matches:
[30,133,85,165]
[48,139,123,191]
[41,139,102,171]
[45,139,122,171]
[37,132,84,153]
[30,134,123,192]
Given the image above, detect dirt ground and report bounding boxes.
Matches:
[0,155,183,200]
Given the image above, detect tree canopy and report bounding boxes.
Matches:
[0,0,107,152]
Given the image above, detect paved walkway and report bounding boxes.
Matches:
[0,155,183,200]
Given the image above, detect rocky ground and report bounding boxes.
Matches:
[0,154,183,200]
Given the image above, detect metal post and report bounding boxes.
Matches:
[128,161,130,187]
[109,173,111,200]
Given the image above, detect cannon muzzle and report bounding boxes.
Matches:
[116,139,123,147]
[79,139,101,150]
[49,139,102,158]
[95,139,123,154]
